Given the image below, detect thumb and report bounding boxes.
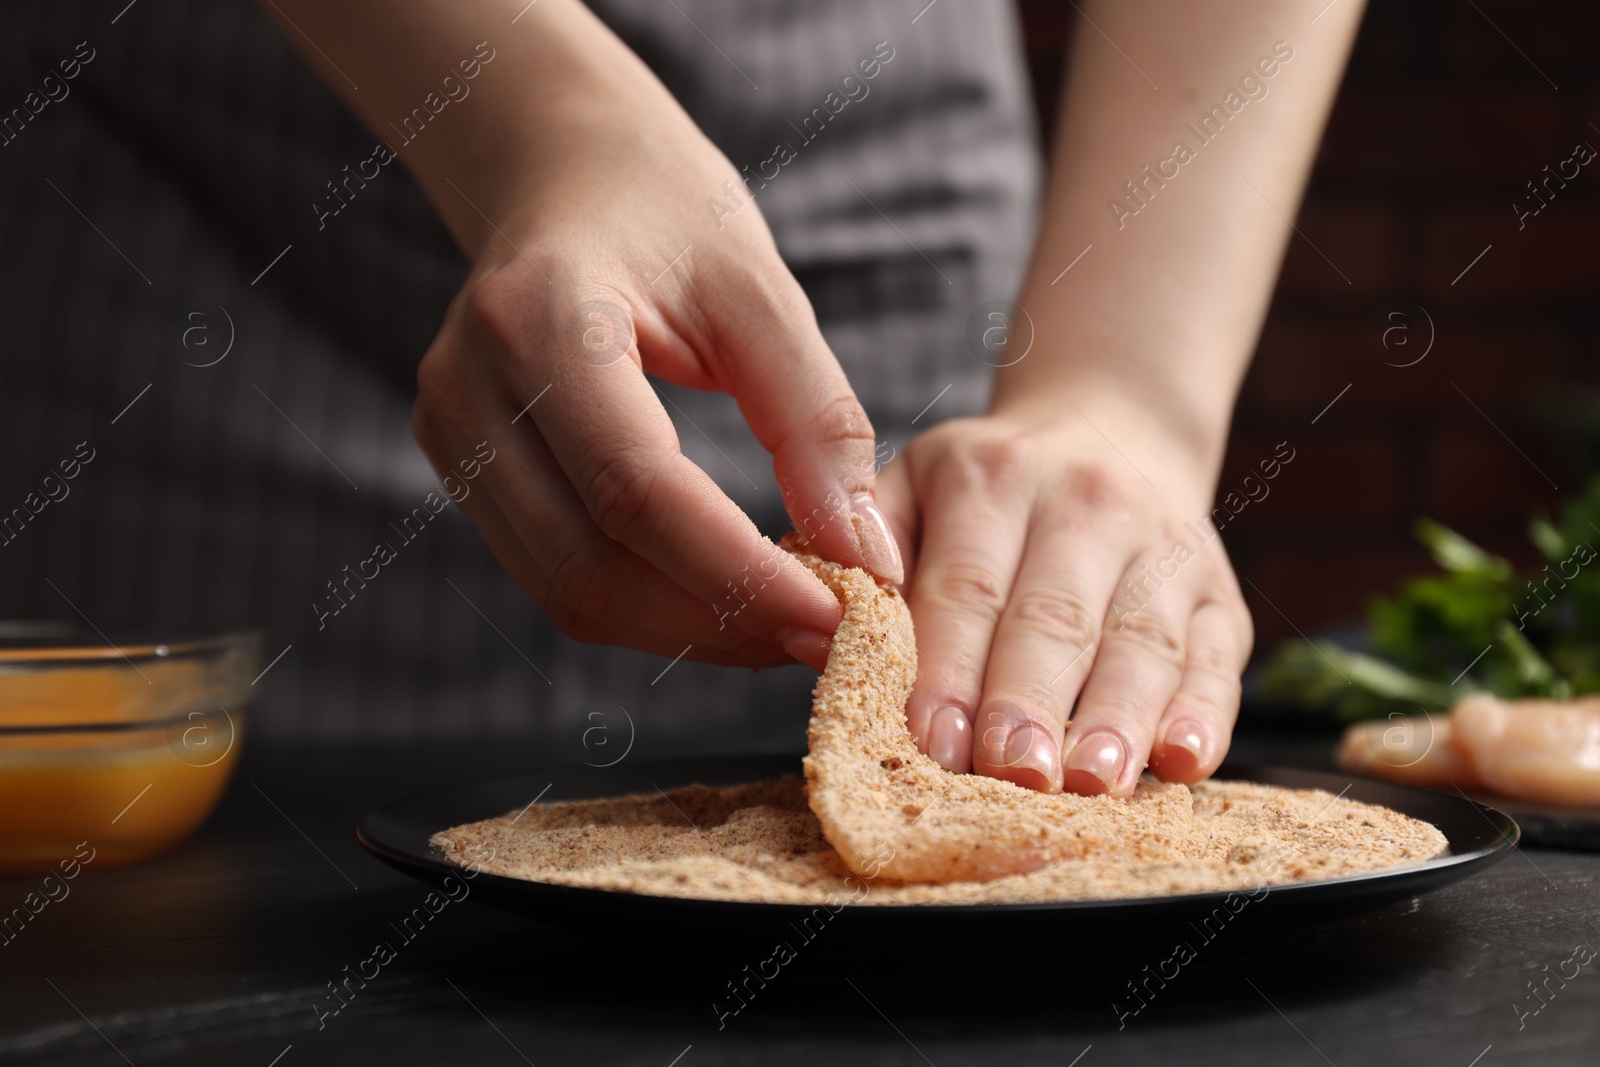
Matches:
[711,275,903,584]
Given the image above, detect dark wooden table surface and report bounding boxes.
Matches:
[1,735,1596,1066]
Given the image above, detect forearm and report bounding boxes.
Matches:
[996,0,1365,480]
[258,0,675,256]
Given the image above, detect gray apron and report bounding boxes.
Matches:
[0,0,1040,755]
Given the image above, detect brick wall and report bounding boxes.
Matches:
[1018,1,1597,649]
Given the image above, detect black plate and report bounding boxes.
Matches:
[357,756,1518,966]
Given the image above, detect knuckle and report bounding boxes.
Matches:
[723,628,781,661]
[549,542,623,618]
[585,451,665,544]
[1185,639,1240,683]
[1233,602,1256,654]
[1167,680,1239,724]
[807,391,875,452]
[975,698,1054,752]
[933,644,990,695]
[1106,609,1185,667]
[544,598,600,643]
[997,683,1068,725]
[964,433,1030,489]
[1074,700,1146,740]
[1206,569,1255,652]
[903,415,970,471]
[414,344,460,413]
[559,616,603,644]
[1007,586,1100,650]
[460,266,529,357]
[704,269,814,369]
[907,618,988,693]
[409,400,435,452]
[922,559,1009,621]
[1067,461,1128,511]
[732,267,813,328]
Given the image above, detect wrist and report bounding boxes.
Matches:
[401,1,685,257]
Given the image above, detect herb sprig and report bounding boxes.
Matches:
[1258,476,1600,719]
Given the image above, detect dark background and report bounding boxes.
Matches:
[4,8,1598,1063]
[1,0,1592,737]
[1022,0,1597,649]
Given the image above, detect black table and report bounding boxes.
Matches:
[2,737,1597,1066]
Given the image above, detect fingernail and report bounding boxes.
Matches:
[1162,718,1207,768]
[927,705,972,774]
[777,628,832,671]
[1001,723,1059,792]
[1062,731,1127,795]
[849,493,904,584]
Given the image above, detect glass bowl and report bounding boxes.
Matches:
[0,625,262,873]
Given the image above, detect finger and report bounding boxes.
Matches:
[902,467,1030,775]
[461,274,844,665]
[413,305,782,659]
[1147,599,1249,783]
[699,271,903,583]
[971,518,1132,793]
[416,405,787,667]
[1060,556,1195,797]
[464,490,785,666]
[460,480,785,665]
[871,450,918,579]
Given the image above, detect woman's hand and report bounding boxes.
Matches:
[395,3,900,669]
[876,395,1253,795]
[859,0,1365,794]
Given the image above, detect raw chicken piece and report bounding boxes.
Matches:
[1451,695,1600,807]
[1338,696,1600,807]
[1338,714,1484,792]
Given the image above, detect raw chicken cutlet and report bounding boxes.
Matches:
[1341,694,1600,807]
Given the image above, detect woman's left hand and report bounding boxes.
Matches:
[874,393,1253,796]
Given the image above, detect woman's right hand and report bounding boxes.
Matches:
[405,0,901,669]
